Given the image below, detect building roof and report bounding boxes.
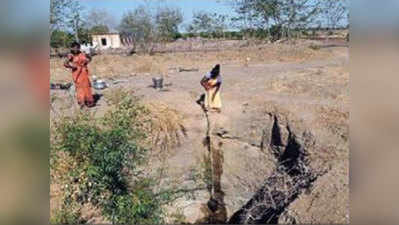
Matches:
[91,32,120,36]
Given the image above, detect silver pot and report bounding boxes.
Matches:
[93,80,107,90]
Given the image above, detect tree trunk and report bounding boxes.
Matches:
[74,19,80,43]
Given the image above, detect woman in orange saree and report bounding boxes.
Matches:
[64,42,94,108]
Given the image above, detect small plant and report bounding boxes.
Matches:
[309,44,321,51]
[103,87,134,106]
[50,183,84,224]
[201,154,213,192]
[170,208,187,224]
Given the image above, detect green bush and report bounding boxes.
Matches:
[172,32,183,40]
[52,95,163,224]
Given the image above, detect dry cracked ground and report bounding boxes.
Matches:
[50,42,349,224]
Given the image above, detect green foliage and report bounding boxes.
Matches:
[52,94,163,224]
[90,25,110,34]
[155,7,183,41]
[119,6,155,44]
[232,0,323,40]
[77,27,91,45]
[270,24,283,41]
[172,32,183,40]
[51,205,81,224]
[50,29,74,48]
[201,154,213,192]
[50,185,84,224]
[50,0,89,44]
[187,11,228,38]
[101,185,163,225]
[169,208,187,224]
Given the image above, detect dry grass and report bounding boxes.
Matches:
[140,101,186,156]
[102,88,186,156]
[315,105,349,141]
[266,65,349,101]
[50,43,332,82]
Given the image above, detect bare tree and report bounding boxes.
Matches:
[321,0,348,30]
[50,0,73,35]
[67,1,86,42]
[86,8,116,31]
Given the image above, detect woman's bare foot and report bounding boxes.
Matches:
[211,108,221,113]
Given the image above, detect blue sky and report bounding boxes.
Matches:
[80,0,237,31]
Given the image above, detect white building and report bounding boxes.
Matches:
[91,33,122,50]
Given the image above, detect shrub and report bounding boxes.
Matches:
[309,44,321,50]
[51,94,163,224]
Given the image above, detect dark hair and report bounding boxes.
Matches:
[71,41,81,48]
[210,64,220,78]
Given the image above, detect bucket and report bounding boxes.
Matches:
[152,77,163,89]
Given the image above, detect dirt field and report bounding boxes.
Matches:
[50,41,349,224]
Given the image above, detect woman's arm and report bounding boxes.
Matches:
[200,77,210,90]
[85,53,92,65]
[64,54,77,70]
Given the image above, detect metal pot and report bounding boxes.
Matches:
[152,77,163,89]
[93,80,107,90]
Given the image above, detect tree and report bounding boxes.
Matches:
[50,0,74,35]
[321,0,348,30]
[90,25,110,34]
[212,14,229,38]
[187,11,213,34]
[119,6,156,52]
[231,0,280,32]
[50,0,87,43]
[187,11,229,38]
[50,29,74,48]
[231,0,322,40]
[155,6,183,41]
[68,0,86,42]
[86,9,116,30]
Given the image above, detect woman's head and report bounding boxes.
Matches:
[210,64,220,78]
[70,41,81,55]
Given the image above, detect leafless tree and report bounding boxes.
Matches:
[321,0,348,30]
[50,0,73,35]
[86,8,116,30]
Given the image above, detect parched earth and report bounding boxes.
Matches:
[50,45,349,224]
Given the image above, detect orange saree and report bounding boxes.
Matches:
[68,53,94,107]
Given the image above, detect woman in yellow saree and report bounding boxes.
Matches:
[200,64,222,113]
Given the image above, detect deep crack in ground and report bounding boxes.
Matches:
[200,106,324,224]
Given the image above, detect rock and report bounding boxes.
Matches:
[164,199,210,224]
[218,137,275,219]
[183,203,209,224]
[225,103,347,224]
